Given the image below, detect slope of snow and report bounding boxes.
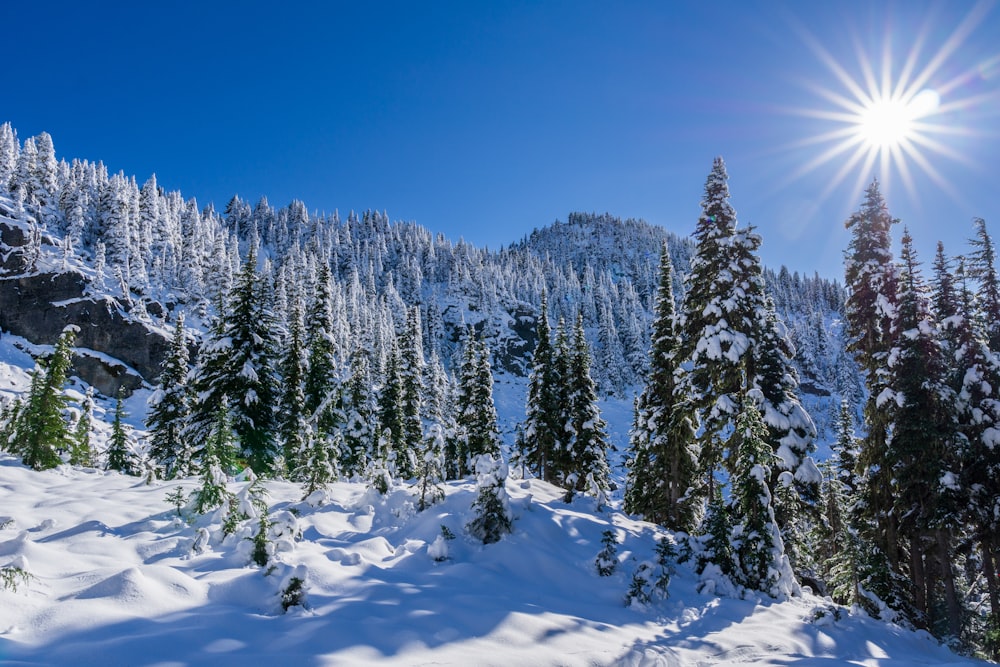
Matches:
[0,457,984,666]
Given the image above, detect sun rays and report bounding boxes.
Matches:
[783,1,999,209]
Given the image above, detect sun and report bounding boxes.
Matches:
[856,89,939,150]
[783,4,996,205]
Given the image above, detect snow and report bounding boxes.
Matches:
[0,458,987,666]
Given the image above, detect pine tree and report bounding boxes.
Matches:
[518,291,561,483]
[106,390,135,474]
[278,298,309,475]
[397,306,425,478]
[16,326,78,470]
[416,422,446,511]
[448,328,501,478]
[697,488,736,583]
[0,122,18,191]
[968,217,1000,351]
[341,350,375,479]
[296,425,338,500]
[304,263,340,436]
[675,157,751,498]
[466,453,513,544]
[951,255,1000,653]
[595,530,619,576]
[189,245,279,474]
[147,315,193,478]
[69,388,96,467]
[888,229,962,632]
[194,401,236,514]
[842,180,901,594]
[377,340,409,477]
[728,398,792,596]
[562,313,611,503]
[626,242,699,531]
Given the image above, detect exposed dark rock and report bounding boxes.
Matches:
[0,271,170,395]
[71,351,145,397]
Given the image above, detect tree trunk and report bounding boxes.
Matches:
[909,537,927,628]
[983,538,1000,658]
[934,530,961,638]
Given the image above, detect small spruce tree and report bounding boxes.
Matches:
[106,389,135,475]
[467,453,513,544]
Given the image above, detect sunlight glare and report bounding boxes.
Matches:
[782,2,997,209]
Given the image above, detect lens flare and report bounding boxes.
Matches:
[781,2,998,208]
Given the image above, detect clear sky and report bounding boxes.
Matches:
[4,1,999,280]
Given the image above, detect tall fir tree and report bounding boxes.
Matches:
[889,230,963,633]
[341,349,375,479]
[626,241,699,531]
[968,217,1000,351]
[842,180,901,588]
[377,340,410,478]
[447,328,501,478]
[304,263,340,435]
[189,245,280,474]
[278,297,309,475]
[147,315,193,478]
[728,398,794,597]
[398,306,425,477]
[675,157,750,498]
[15,326,78,470]
[518,291,562,483]
[951,256,1000,651]
[562,313,611,503]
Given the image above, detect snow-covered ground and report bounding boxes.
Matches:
[0,304,983,666]
[0,457,986,667]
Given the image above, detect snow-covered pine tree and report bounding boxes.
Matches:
[728,397,795,597]
[968,217,1000,352]
[147,315,193,478]
[842,180,901,589]
[888,229,963,633]
[398,306,425,478]
[194,400,236,514]
[696,488,736,586]
[0,122,18,191]
[416,422,446,511]
[447,328,501,478]
[950,256,1000,651]
[341,350,375,479]
[278,297,309,476]
[626,242,699,531]
[296,425,338,501]
[469,332,502,466]
[550,318,573,479]
[15,326,78,470]
[674,157,749,499]
[189,244,280,474]
[69,388,96,467]
[466,453,513,545]
[815,400,856,602]
[562,312,611,503]
[106,389,135,475]
[749,293,820,569]
[304,263,340,437]
[377,340,409,478]
[518,291,562,484]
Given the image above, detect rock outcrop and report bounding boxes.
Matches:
[0,220,170,396]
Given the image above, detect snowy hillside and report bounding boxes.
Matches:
[0,456,983,666]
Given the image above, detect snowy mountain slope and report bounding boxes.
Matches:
[0,457,983,667]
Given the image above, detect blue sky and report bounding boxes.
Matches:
[5,1,999,279]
